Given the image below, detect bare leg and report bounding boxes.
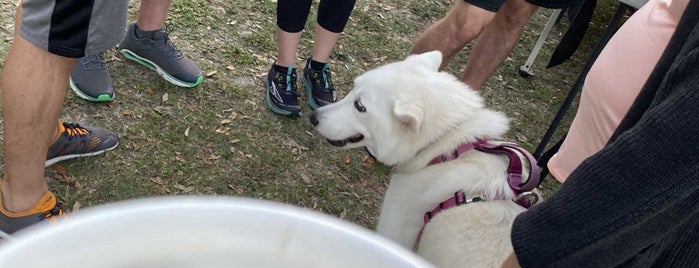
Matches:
[136,0,172,31]
[310,24,342,63]
[461,0,538,89]
[0,5,75,212]
[411,1,495,70]
[276,28,303,67]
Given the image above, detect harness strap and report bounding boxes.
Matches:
[475,142,541,193]
[417,191,482,243]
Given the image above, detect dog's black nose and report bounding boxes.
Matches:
[309,112,319,126]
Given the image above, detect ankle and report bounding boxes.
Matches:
[272,64,295,74]
[309,58,328,71]
[0,185,49,214]
[134,23,163,39]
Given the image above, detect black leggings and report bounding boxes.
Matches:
[277,0,356,33]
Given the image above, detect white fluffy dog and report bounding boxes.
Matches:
[310,51,540,267]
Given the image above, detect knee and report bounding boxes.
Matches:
[446,4,495,47]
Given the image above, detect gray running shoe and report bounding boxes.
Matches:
[0,191,64,234]
[69,53,115,102]
[119,22,203,87]
[45,122,120,167]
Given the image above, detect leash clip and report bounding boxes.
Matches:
[515,191,539,207]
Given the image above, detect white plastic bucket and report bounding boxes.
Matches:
[0,197,433,268]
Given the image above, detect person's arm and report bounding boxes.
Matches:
[460,0,538,89]
[509,6,699,264]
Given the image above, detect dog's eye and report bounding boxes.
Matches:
[354,99,366,112]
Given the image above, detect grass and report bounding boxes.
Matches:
[0,0,621,229]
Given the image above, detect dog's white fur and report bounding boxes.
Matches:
[312,51,534,267]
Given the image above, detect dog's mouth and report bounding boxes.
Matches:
[327,134,364,147]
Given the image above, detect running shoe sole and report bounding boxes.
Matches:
[44,141,119,167]
[69,78,115,102]
[120,49,204,88]
[301,76,322,110]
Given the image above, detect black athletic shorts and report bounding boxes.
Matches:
[464,0,579,12]
[19,0,128,58]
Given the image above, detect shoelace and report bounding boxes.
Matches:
[63,123,90,137]
[312,67,334,90]
[276,72,299,96]
[81,53,107,71]
[42,202,64,223]
[155,31,184,60]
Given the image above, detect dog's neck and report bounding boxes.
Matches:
[394,108,509,173]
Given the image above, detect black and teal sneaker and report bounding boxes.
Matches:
[265,64,302,117]
[119,22,203,88]
[69,53,115,102]
[302,58,337,110]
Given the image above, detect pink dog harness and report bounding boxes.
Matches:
[417,140,541,243]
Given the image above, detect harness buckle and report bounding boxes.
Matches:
[515,191,539,207]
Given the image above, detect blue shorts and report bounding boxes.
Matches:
[19,0,128,58]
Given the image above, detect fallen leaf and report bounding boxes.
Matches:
[225,65,235,71]
[305,131,314,137]
[52,165,67,175]
[229,139,241,144]
[340,209,347,219]
[184,127,190,137]
[72,201,81,212]
[343,155,351,164]
[205,70,217,77]
[147,87,155,95]
[208,154,222,160]
[300,174,311,184]
[220,119,232,125]
[362,155,375,169]
[150,176,165,186]
[174,184,195,193]
[162,93,169,102]
[227,184,235,190]
[215,127,231,134]
[122,109,133,116]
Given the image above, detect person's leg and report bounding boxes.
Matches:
[136,0,171,31]
[277,30,304,67]
[302,0,356,109]
[310,0,355,62]
[309,26,339,63]
[411,1,496,70]
[461,0,538,89]
[275,0,313,67]
[265,0,314,117]
[1,0,126,234]
[0,4,72,213]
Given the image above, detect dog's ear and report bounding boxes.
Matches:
[407,51,442,71]
[393,99,424,133]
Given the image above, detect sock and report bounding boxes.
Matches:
[0,191,56,217]
[310,58,328,71]
[134,24,163,40]
[273,64,295,74]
